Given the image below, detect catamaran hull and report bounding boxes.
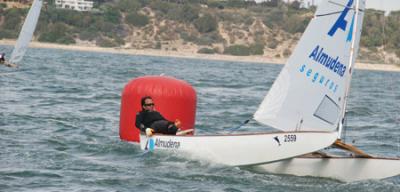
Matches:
[140,132,338,166]
[254,157,400,182]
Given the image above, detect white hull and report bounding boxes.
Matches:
[255,157,400,182]
[140,132,338,166]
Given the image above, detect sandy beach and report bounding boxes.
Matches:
[1,39,399,72]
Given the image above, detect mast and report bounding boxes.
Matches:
[338,0,363,139]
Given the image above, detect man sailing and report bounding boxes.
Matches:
[0,53,18,68]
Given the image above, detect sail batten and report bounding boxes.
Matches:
[9,0,43,64]
[254,0,365,132]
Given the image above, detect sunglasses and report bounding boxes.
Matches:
[144,103,155,107]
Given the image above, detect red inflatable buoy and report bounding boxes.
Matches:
[119,76,197,142]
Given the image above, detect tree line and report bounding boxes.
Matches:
[0,0,398,63]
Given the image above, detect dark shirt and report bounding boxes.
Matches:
[135,110,172,132]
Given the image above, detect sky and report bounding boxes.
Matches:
[304,0,400,13]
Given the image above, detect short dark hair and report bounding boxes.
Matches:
[141,96,152,110]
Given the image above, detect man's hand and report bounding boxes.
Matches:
[145,128,154,137]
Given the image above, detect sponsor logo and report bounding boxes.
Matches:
[299,63,339,93]
[328,0,355,42]
[273,136,281,146]
[154,138,181,149]
[309,45,346,77]
[149,138,155,150]
[298,0,358,94]
[298,44,348,94]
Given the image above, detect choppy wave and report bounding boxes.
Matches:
[0,45,399,191]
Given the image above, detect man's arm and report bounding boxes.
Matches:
[157,111,174,124]
[135,112,146,132]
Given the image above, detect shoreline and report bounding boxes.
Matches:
[1,39,399,72]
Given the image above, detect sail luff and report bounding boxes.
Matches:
[9,0,43,64]
[338,0,365,138]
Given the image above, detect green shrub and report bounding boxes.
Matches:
[155,41,161,49]
[149,0,172,14]
[96,37,118,47]
[360,10,386,48]
[226,0,247,8]
[283,48,291,57]
[361,36,382,48]
[38,32,75,44]
[222,44,263,56]
[56,36,76,44]
[0,29,17,39]
[266,38,278,49]
[262,8,285,28]
[79,30,98,41]
[92,19,116,33]
[0,3,7,9]
[197,47,216,54]
[216,12,251,24]
[283,14,310,34]
[207,1,226,9]
[395,50,400,58]
[114,36,125,46]
[180,4,199,22]
[104,7,121,23]
[261,0,279,7]
[202,31,224,43]
[167,4,199,22]
[194,36,212,45]
[223,45,251,56]
[194,14,218,33]
[249,43,264,55]
[125,12,149,27]
[180,32,197,42]
[289,1,301,10]
[116,0,142,12]
[244,16,255,25]
[38,23,71,43]
[3,9,23,31]
[38,32,54,42]
[194,32,223,45]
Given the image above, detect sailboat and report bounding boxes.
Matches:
[129,0,400,181]
[135,0,355,166]
[252,0,400,181]
[1,0,42,67]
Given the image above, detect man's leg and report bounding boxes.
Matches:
[167,124,178,135]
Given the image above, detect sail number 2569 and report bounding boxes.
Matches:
[284,134,297,142]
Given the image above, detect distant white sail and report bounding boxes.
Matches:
[9,0,43,64]
[254,0,365,132]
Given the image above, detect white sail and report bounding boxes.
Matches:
[254,0,365,132]
[9,0,43,64]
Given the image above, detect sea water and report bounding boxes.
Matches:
[1,45,399,191]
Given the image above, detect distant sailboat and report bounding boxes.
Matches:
[2,0,42,67]
[254,0,400,181]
